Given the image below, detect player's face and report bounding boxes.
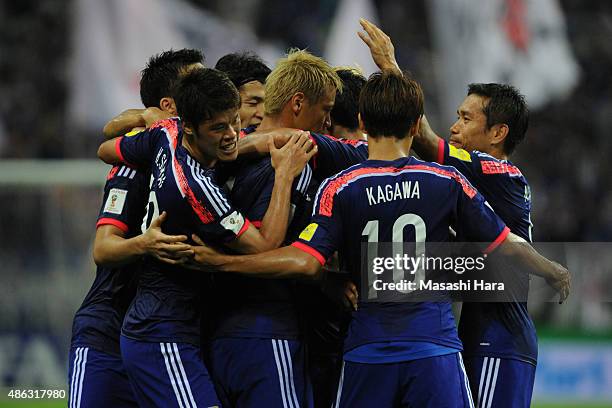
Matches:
[195,108,241,162]
[295,86,336,133]
[449,94,493,152]
[238,80,265,129]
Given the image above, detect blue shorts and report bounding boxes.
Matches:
[67,346,137,408]
[120,335,220,408]
[334,352,474,408]
[209,338,313,408]
[464,356,536,408]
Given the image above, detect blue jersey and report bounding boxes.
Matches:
[308,133,368,182]
[293,156,509,355]
[116,118,250,345]
[211,156,313,339]
[210,130,366,339]
[71,165,148,356]
[437,140,537,365]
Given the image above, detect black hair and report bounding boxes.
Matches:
[467,83,529,154]
[331,68,367,130]
[359,71,424,139]
[175,68,240,126]
[214,52,271,89]
[140,48,204,108]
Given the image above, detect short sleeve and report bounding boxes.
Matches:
[96,165,150,235]
[437,139,481,180]
[308,133,368,180]
[118,118,179,168]
[292,178,343,265]
[453,171,510,253]
[186,165,250,244]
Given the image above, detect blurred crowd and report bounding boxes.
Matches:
[1,0,611,241]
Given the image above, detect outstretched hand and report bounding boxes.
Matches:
[358,18,401,73]
[142,211,194,265]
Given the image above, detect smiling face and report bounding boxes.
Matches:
[238,80,265,128]
[449,93,493,152]
[193,108,241,165]
[294,86,336,133]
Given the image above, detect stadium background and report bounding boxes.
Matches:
[0,0,610,406]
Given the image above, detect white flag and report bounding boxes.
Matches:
[324,0,380,75]
[68,0,281,131]
[428,0,580,122]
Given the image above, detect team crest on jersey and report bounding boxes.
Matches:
[104,188,127,214]
[448,145,472,162]
[220,211,245,234]
[299,223,318,241]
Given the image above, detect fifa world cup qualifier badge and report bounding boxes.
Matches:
[104,188,128,214]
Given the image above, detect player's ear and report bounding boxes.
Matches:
[490,123,509,147]
[410,116,422,137]
[290,92,305,115]
[159,97,177,116]
[358,113,366,132]
[182,121,195,138]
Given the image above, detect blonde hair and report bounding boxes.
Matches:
[264,49,342,115]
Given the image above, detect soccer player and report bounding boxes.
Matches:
[215,52,271,131]
[415,87,538,408]
[185,70,569,408]
[358,18,568,407]
[328,67,367,140]
[97,67,315,408]
[205,49,364,408]
[68,49,204,408]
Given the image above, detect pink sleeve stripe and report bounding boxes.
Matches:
[96,218,129,233]
[437,138,445,164]
[484,226,511,254]
[291,241,326,266]
[236,218,251,238]
[115,137,125,163]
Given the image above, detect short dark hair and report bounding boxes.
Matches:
[467,83,529,154]
[140,48,204,108]
[359,71,424,139]
[331,68,367,130]
[214,52,271,89]
[175,68,240,126]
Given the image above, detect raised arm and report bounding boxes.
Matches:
[358,19,442,162]
[358,18,401,74]
[413,114,443,162]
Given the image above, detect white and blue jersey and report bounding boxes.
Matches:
[115,117,250,345]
